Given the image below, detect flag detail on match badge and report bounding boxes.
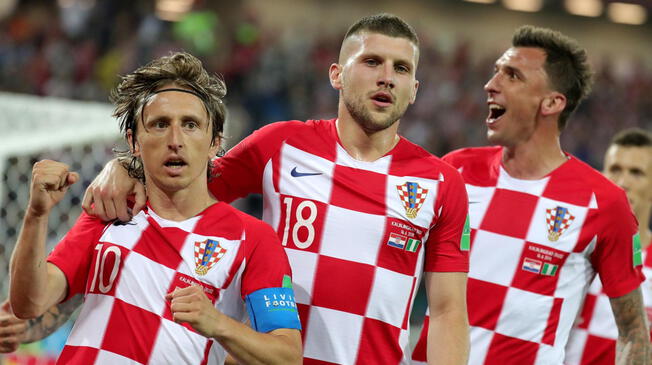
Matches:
[522,258,542,274]
[405,238,421,252]
[545,206,575,242]
[633,233,642,267]
[541,263,558,276]
[387,233,407,249]
[396,182,429,219]
[194,239,227,275]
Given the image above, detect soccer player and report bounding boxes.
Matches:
[9,52,302,364]
[411,25,650,364]
[565,128,652,364]
[16,14,470,365]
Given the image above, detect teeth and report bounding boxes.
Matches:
[489,104,505,111]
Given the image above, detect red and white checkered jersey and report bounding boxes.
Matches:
[411,146,643,365]
[212,119,469,364]
[565,243,652,365]
[47,202,293,365]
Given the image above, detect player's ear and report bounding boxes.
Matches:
[541,91,566,117]
[127,129,140,156]
[329,63,343,90]
[209,135,221,159]
[410,79,419,104]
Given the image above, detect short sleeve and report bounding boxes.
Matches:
[210,121,303,203]
[47,212,106,301]
[424,165,469,273]
[592,189,644,298]
[239,217,301,332]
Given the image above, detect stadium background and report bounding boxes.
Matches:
[1,0,650,363]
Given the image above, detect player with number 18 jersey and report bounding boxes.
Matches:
[212,118,469,365]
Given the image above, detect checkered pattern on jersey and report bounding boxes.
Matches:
[51,205,251,365]
[565,249,652,365]
[262,131,458,365]
[415,166,601,365]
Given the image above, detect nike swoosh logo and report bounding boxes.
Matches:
[291,167,322,178]
[469,201,481,204]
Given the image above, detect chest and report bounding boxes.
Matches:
[84,220,243,307]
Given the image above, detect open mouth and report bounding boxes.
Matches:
[371,92,393,106]
[164,158,187,169]
[487,104,506,124]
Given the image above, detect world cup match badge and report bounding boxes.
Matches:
[396,182,429,219]
[194,239,227,275]
[545,206,575,242]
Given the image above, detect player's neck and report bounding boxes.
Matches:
[501,134,567,180]
[335,117,400,162]
[146,178,217,221]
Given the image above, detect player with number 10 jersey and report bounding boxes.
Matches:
[211,118,469,365]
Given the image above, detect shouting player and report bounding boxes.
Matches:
[412,26,650,364]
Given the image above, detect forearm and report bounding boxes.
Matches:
[611,288,650,364]
[23,295,81,343]
[427,308,469,365]
[212,314,301,365]
[9,212,52,318]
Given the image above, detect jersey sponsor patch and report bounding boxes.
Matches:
[545,206,575,242]
[396,182,429,219]
[194,239,227,275]
[633,233,643,267]
[246,287,301,333]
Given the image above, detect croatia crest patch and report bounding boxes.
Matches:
[396,182,429,219]
[545,206,575,242]
[194,239,227,275]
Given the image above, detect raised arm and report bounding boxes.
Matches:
[425,271,470,365]
[9,160,78,319]
[81,158,145,222]
[610,286,650,364]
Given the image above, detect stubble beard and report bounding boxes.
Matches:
[343,91,403,133]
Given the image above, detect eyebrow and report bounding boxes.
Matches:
[362,52,415,71]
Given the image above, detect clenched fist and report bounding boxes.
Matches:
[166,285,222,338]
[28,160,80,217]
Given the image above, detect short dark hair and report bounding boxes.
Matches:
[512,25,593,130]
[611,128,652,148]
[111,52,226,182]
[343,13,419,49]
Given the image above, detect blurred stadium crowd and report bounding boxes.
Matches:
[0,1,651,363]
[1,1,651,168]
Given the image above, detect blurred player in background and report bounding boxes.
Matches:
[0,296,79,353]
[9,52,302,364]
[44,13,470,365]
[411,25,650,364]
[565,128,652,364]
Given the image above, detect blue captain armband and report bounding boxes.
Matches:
[245,287,302,333]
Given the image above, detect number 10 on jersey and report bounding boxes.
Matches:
[279,195,325,252]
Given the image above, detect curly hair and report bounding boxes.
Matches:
[111,52,226,182]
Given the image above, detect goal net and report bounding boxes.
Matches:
[0,91,120,300]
